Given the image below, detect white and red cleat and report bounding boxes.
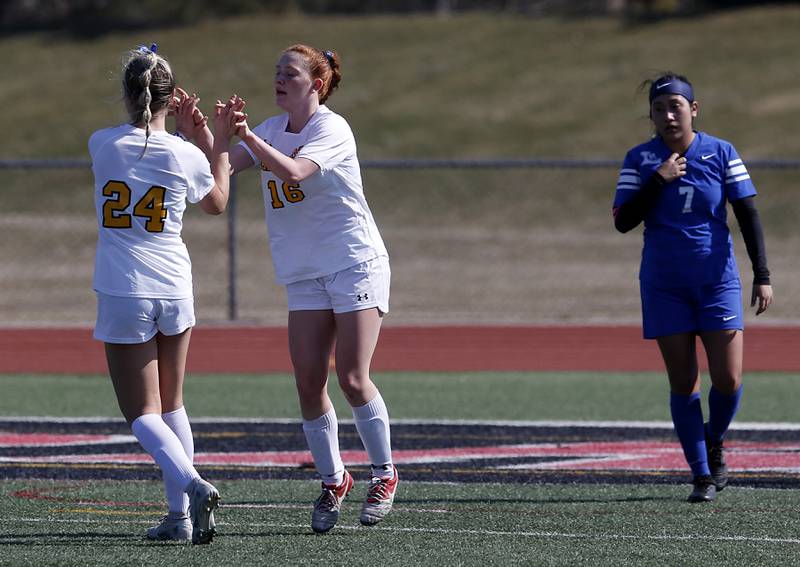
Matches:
[311,469,354,534]
[360,465,398,526]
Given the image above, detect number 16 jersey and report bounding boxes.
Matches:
[89,124,214,299]
[613,131,756,286]
[240,105,387,285]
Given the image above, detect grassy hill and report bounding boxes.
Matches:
[1,7,800,325]
[2,7,800,160]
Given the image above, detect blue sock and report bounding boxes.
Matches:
[670,392,710,478]
[707,385,743,446]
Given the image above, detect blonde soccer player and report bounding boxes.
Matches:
[90,44,236,544]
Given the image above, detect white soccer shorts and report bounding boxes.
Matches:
[93,292,196,344]
[286,256,390,315]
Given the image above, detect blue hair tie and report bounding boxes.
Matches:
[136,43,158,55]
[649,77,694,103]
[322,49,334,66]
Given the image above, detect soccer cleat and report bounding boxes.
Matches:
[360,465,398,526]
[187,478,220,545]
[687,475,717,503]
[311,470,354,534]
[146,513,192,541]
[706,431,729,491]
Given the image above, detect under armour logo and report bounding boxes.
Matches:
[357,293,369,302]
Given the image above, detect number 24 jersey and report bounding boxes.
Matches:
[89,125,214,299]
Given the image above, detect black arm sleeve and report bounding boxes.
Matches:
[731,196,771,285]
[613,172,666,233]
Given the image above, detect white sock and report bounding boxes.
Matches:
[303,407,344,486]
[131,413,198,494]
[352,392,393,479]
[161,407,194,514]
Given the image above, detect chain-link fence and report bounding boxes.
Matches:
[3,158,799,326]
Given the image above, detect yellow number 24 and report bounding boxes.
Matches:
[102,180,168,233]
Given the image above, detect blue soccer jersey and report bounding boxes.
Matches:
[613,132,756,286]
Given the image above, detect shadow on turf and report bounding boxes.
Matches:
[0,532,157,546]
[220,531,329,538]
[226,492,678,510]
[398,495,676,505]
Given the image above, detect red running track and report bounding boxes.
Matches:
[0,326,797,373]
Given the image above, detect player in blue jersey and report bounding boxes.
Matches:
[613,73,773,503]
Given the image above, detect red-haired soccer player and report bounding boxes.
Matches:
[200,45,397,533]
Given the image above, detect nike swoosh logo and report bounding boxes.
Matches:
[701,153,714,160]
[656,82,673,89]
[722,315,737,321]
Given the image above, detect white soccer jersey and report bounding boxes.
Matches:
[240,105,387,284]
[90,124,214,298]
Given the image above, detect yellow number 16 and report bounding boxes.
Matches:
[267,179,305,209]
[102,180,168,233]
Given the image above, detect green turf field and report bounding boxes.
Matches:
[5,478,800,566]
[1,371,799,422]
[3,371,800,564]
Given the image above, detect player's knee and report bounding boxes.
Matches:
[292,353,328,378]
[337,370,368,400]
[294,373,327,402]
[711,373,741,395]
[667,372,699,396]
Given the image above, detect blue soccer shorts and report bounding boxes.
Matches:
[640,278,743,339]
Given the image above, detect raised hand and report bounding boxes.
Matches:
[174,87,208,141]
[232,108,250,139]
[224,94,246,113]
[213,100,237,141]
[221,94,249,139]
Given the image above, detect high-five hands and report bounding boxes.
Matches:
[223,94,250,140]
[173,87,207,141]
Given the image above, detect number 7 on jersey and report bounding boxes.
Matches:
[678,185,694,214]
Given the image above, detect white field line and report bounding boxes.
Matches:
[219,502,451,514]
[4,417,800,431]
[8,516,800,545]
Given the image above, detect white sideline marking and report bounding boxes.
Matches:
[10,517,800,545]
[4,416,800,431]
